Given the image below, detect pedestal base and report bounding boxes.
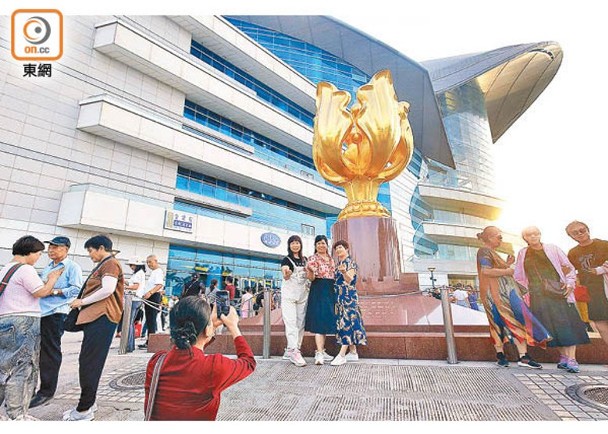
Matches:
[331,216,416,295]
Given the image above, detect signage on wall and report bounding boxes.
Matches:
[260,232,281,248]
[164,210,194,233]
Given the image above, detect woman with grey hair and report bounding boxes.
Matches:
[514,226,590,373]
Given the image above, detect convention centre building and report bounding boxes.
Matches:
[0,15,562,294]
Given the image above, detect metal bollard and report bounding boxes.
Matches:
[440,286,458,364]
[119,292,133,355]
[262,287,271,359]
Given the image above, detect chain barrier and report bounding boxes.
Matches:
[118,292,166,355]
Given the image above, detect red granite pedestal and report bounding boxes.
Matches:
[331,216,409,295]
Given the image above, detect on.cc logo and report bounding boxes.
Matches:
[11,9,63,61]
[23,16,52,45]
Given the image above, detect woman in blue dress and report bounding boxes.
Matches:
[330,240,367,366]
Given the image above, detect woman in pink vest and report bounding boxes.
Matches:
[514,226,590,373]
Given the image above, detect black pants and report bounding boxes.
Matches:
[144,293,161,341]
[38,313,66,397]
[77,315,116,412]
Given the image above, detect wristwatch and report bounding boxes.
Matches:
[52,289,60,296]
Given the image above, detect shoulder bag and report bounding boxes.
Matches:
[145,352,167,421]
[530,253,565,299]
[64,255,114,332]
[0,263,24,297]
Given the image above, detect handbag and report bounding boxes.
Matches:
[63,307,82,332]
[64,255,114,332]
[574,285,591,303]
[145,352,167,421]
[530,253,565,299]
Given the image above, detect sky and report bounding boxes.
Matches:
[2,0,606,255]
[336,2,608,252]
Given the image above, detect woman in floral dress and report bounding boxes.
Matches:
[330,240,367,366]
[476,226,551,368]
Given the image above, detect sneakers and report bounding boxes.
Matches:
[282,348,290,360]
[345,352,359,362]
[557,355,568,370]
[314,351,325,365]
[13,414,40,421]
[287,348,306,367]
[330,354,347,366]
[517,354,542,369]
[567,359,580,373]
[496,352,509,368]
[62,403,97,421]
[321,350,333,362]
[29,393,53,408]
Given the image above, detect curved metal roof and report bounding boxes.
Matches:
[228,16,562,166]
[423,41,563,142]
[228,15,455,168]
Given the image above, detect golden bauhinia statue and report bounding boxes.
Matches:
[313,69,414,220]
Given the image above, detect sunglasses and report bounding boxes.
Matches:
[569,228,588,236]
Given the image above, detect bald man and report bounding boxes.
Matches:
[138,255,165,349]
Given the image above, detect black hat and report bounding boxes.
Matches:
[44,236,71,248]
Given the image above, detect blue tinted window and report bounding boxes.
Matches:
[190,40,314,126]
[227,18,370,101]
[184,100,342,192]
[166,245,283,296]
[176,168,328,235]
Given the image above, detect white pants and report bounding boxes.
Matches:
[281,287,308,350]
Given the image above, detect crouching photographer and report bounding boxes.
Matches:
[144,296,256,421]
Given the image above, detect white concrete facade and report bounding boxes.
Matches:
[0,15,345,279]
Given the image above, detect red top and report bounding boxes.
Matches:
[225,284,236,300]
[144,336,256,420]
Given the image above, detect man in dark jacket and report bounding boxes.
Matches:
[181,273,204,298]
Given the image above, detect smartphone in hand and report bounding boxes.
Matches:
[215,290,230,317]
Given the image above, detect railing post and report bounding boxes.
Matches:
[440,286,458,364]
[119,292,133,354]
[262,287,271,359]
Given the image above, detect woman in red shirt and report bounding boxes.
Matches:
[144,296,256,420]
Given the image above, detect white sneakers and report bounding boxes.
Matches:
[330,354,347,366]
[314,350,325,365]
[287,348,307,367]
[288,349,357,366]
[345,352,359,362]
[331,351,359,366]
[3,413,39,420]
[313,349,335,365]
[62,403,97,421]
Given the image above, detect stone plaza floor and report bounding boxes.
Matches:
[9,332,608,422]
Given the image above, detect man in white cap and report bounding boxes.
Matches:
[30,236,83,408]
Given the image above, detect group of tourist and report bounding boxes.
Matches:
[475,221,608,373]
[0,233,169,421]
[0,234,124,421]
[4,218,608,421]
[281,234,367,367]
